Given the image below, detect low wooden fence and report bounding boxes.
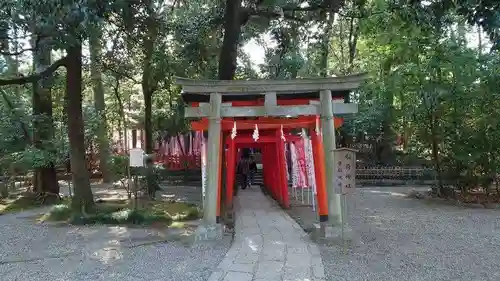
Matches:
[156,166,436,187]
[158,169,202,185]
[356,166,436,186]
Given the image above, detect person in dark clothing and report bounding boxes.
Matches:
[144,156,159,199]
[249,156,257,186]
[237,153,251,189]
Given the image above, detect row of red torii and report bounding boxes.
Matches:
[156,130,324,211]
[177,74,367,240]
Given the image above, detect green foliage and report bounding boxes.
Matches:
[82,105,104,147]
[341,2,500,191]
[43,199,200,225]
[44,203,73,221]
[0,0,498,199]
[108,154,129,179]
[0,195,67,214]
[44,203,173,225]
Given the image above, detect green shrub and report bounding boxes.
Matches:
[42,199,198,226]
[68,207,173,226]
[170,206,201,221]
[44,204,72,221]
[108,154,129,181]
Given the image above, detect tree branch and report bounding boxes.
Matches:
[0,56,67,86]
[242,2,339,24]
[1,47,33,56]
[102,62,140,84]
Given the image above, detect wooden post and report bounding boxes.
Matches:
[205,93,222,225]
[276,129,289,208]
[319,89,342,225]
[216,132,223,223]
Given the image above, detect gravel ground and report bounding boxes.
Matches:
[0,209,230,281]
[318,186,500,281]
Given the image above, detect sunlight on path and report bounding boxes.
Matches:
[208,188,325,281]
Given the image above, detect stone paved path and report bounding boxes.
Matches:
[209,188,325,281]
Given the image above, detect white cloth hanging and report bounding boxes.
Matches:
[252,124,259,141]
[290,143,299,189]
[201,137,207,207]
[231,121,237,139]
[304,137,317,195]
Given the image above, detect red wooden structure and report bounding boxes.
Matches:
[176,74,367,237]
[189,98,345,222]
[161,154,201,170]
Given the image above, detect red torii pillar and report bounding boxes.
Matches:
[310,123,329,222]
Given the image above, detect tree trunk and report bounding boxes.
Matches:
[143,85,153,153]
[142,1,159,154]
[112,79,125,152]
[378,60,395,164]
[218,0,243,80]
[429,113,444,191]
[142,45,154,153]
[89,25,111,182]
[132,129,137,148]
[66,44,94,214]
[32,34,59,195]
[319,12,334,77]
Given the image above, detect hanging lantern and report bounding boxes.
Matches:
[231,121,237,139]
[252,124,259,142]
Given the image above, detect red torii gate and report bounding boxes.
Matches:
[189,100,344,222]
[177,74,367,241]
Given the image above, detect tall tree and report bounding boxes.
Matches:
[141,0,159,154]
[66,42,94,214]
[31,31,60,196]
[89,24,111,182]
[217,0,345,80]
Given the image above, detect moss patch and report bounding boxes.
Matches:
[40,199,201,227]
[0,193,66,215]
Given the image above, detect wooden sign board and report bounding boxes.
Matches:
[129,148,145,167]
[334,148,357,194]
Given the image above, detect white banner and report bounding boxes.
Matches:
[290,143,299,188]
[304,137,317,195]
[201,137,207,207]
